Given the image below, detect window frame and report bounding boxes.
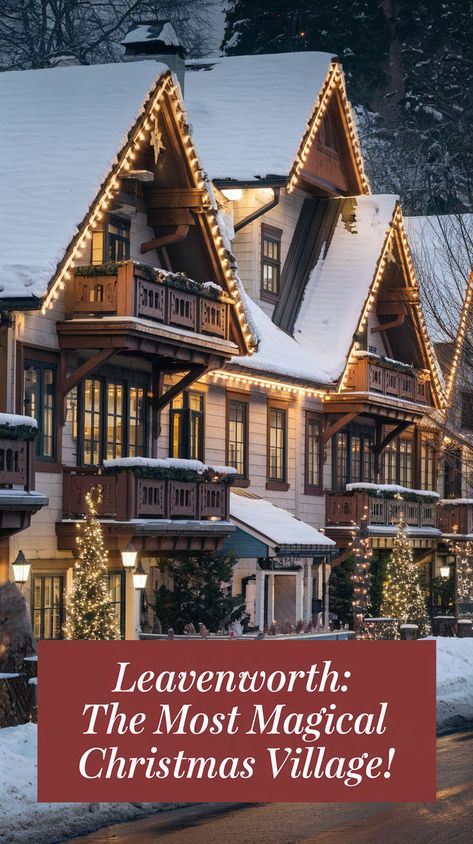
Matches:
[332,424,375,491]
[304,411,323,495]
[31,574,64,640]
[77,371,149,466]
[169,389,205,462]
[226,391,250,486]
[260,223,283,302]
[461,391,473,430]
[17,344,61,471]
[266,398,289,490]
[108,570,126,638]
[90,215,131,265]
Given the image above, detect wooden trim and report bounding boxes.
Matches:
[225,390,250,481]
[266,397,289,486]
[322,411,359,444]
[154,365,208,413]
[304,411,324,496]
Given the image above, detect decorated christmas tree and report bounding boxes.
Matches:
[64,485,119,640]
[380,512,429,634]
[351,513,372,631]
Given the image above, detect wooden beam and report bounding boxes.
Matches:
[143,186,205,209]
[63,348,116,396]
[373,420,412,455]
[147,208,195,227]
[141,224,189,254]
[154,365,208,413]
[322,411,359,444]
[371,313,405,333]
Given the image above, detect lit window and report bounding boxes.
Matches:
[23,360,56,459]
[32,575,64,639]
[170,390,204,461]
[227,397,249,478]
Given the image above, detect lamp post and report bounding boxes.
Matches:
[12,551,31,585]
[132,561,148,640]
[121,542,138,640]
[440,565,450,579]
[121,541,137,570]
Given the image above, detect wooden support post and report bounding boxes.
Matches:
[322,412,359,444]
[153,365,208,413]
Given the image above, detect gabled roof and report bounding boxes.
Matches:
[0,59,256,351]
[231,195,445,406]
[185,52,368,192]
[230,489,335,552]
[405,214,473,345]
[406,214,473,404]
[0,61,164,301]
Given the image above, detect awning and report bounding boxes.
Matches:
[230,489,335,557]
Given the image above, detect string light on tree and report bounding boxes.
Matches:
[380,511,429,635]
[351,508,372,632]
[64,485,119,640]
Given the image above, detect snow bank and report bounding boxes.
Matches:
[431,636,473,735]
[0,723,187,844]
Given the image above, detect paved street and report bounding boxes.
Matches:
[65,731,473,844]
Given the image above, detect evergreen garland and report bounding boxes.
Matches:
[0,424,37,441]
[64,485,119,640]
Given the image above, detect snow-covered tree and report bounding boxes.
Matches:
[64,485,119,640]
[380,512,429,633]
[0,0,218,70]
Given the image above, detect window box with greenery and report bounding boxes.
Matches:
[267,399,289,491]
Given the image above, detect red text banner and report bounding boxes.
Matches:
[38,640,436,803]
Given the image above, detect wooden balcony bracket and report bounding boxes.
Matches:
[322,412,359,444]
[141,224,189,255]
[59,348,116,425]
[153,363,209,414]
[371,313,405,333]
[373,419,412,475]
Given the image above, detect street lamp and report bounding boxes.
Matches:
[12,551,31,584]
[132,560,148,590]
[121,541,137,570]
[440,564,451,579]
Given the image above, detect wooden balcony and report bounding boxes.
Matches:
[0,428,48,537]
[343,355,431,405]
[326,490,437,530]
[62,466,230,522]
[437,501,473,536]
[0,436,34,491]
[66,263,231,341]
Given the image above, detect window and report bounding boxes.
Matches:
[332,425,375,491]
[227,394,249,479]
[399,438,413,487]
[318,112,338,151]
[23,360,56,459]
[79,374,147,465]
[267,402,288,487]
[170,391,204,461]
[420,434,437,491]
[107,217,130,262]
[381,431,415,488]
[261,225,282,300]
[108,572,125,637]
[305,413,322,493]
[90,216,130,265]
[461,392,473,430]
[32,575,64,639]
[443,447,462,499]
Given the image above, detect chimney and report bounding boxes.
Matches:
[122,20,187,92]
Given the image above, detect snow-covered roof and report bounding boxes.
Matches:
[231,291,333,385]
[293,194,398,380]
[405,214,473,344]
[122,22,181,48]
[230,490,335,549]
[185,52,334,182]
[0,60,166,301]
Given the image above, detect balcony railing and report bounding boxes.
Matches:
[62,465,231,522]
[437,500,473,535]
[0,435,35,491]
[343,355,430,405]
[66,262,231,341]
[326,489,437,529]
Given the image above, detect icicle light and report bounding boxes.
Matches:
[40,72,256,353]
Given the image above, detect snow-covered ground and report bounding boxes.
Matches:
[1,637,472,843]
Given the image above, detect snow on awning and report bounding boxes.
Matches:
[185,52,333,182]
[230,490,335,555]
